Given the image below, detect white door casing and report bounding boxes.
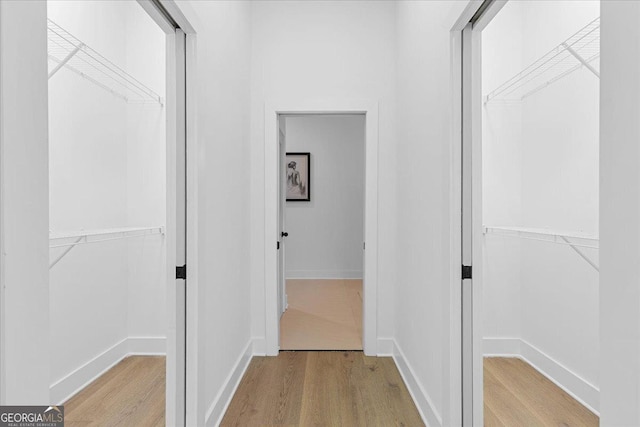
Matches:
[136,1,197,425]
[454,2,507,425]
[278,116,287,317]
[264,100,378,356]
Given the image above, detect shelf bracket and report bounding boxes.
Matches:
[49,236,83,269]
[48,43,84,80]
[560,235,599,272]
[562,42,600,79]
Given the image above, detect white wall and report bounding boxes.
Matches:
[47,0,166,402]
[395,2,470,425]
[48,1,129,396]
[481,1,600,411]
[482,1,524,344]
[1,1,638,425]
[0,0,51,405]
[284,115,364,279]
[249,0,398,354]
[600,1,640,424]
[124,1,167,343]
[172,2,253,425]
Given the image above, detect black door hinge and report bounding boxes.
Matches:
[462,265,472,280]
[176,265,187,280]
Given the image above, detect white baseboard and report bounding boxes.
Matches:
[128,336,166,355]
[376,338,394,356]
[251,337,266,356]
[519,340,599,415]
[205,340,254,427]
[483,337,521,356]
[50,336,166,405]
[483,337,599,415]
[392,340,442,427]
[286,270,363,279]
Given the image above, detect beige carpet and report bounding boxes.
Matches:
[280,279,363,350]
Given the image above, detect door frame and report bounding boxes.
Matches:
[135,2,197,426]
[277,117,287,318]
[0,1,5,405]
[264,100,379,356]
[451,1,508,425]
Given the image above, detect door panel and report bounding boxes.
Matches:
[278,116,287,317]
[174,28,187,425]
[461,23,474,427]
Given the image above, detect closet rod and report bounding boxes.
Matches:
[484,17,600,103]
[47,19,164,105]
[484,226,599,272]
[49,226,164,269]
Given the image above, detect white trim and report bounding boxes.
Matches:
[50,339,128,405]
[136,0,176,34]
[469,23,485,426]
[376,338,394,356]
[204,340,254,427]
[184,30,202,427]
[0,0,5,404]
[392,340,442,427]
[520,340,599,415]
[483,338,599,415]
[482,337,521,356]
[49,337,167,405]
[285,270,363,280]
[451,2,505,425]
[127,336,167,355]
[137,2,197,425]
[164,28,181,427]
[446,26,464,427]
[252,337,267,357]
[263,100,379,357]
[452,0,483,31]
[159,0,197,34]
[472,1,508,32]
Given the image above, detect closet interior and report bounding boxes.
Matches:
[482,0,599,423]
[47,0,168,414]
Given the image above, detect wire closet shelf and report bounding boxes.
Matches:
[47,18,163,105]
[49,227,165,270]
[484,17,600,103]
[484,226,599,272]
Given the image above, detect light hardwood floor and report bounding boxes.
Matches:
[221,351,424,426]
[280,279,362,350]
[484,357,599,427]
[63,356,165,427]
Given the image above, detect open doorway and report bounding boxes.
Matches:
[455,0,600,425]
[277,114,365,351]
[263,101,378,357]
[46,1,190,424]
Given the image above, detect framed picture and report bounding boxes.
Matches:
[286,152,311,201]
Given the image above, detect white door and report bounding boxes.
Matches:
[172,28,187,425]
[462,9,496,423]
[461,22,475,426]
[278,116,287,317]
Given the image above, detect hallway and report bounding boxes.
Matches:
[221,351,424,426]
[4,0,640,425]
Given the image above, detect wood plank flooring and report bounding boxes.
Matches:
[280,279,362,350]
[221,351,424,427]
[63,356,165,427]
[484,357,599,427]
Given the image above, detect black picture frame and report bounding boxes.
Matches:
[286,152,311,201]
